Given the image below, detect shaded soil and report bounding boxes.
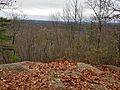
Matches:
[0,59,119,90]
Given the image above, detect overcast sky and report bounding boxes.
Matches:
[0,0,92,20]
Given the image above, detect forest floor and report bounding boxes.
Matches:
[0,58,119,90]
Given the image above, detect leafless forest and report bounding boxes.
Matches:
[0,0,120,66]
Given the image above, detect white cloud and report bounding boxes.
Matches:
[16,0,67,9]
[22,8,62,16]
[0,0,93,20]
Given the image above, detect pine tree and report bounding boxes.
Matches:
[0,17,21,64]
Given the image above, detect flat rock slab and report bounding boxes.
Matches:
[64,71,82,76]
[0,61,34,72]
[0,60,119,90]
[77,63,102,74]
[104,75,120,83]
[91,84,106,90]
[106,65,120,71]
[51,77,65,89]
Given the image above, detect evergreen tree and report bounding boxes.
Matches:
[0,17,21,64]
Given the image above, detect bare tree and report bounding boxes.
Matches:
[9,13,25,56]
[86,0,114,49]
[105,0,120,58]
[105,0,120,19]
[0,0,16,9]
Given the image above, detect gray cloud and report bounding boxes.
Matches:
[15,0,68,20]
[0,0,91,20]
[17,0,66,9]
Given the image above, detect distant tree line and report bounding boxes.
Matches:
[0,0,120,66]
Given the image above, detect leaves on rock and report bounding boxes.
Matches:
[0,59,119,90]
